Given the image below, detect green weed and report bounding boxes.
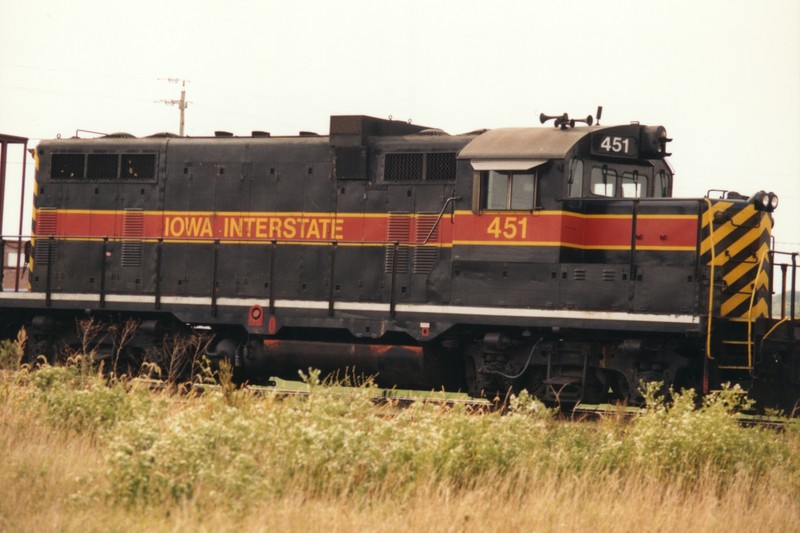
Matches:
[1,361,796,515]
[0,328,26,371]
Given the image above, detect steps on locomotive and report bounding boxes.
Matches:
[542,348,595,405]
[716,321,755,371]
[542,374,584,404]
[710,320,756,391]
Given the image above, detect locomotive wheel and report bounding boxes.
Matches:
[463,355,479,397]
[607,371,631,403]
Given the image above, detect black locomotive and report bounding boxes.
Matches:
[1,111,798,409]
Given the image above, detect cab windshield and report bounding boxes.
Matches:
[567,159,671,198]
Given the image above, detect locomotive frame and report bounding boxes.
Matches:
[0,113,798,410]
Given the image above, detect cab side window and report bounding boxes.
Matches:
[480,170,538,210]
[568,159,584,197]
[654,169,671,197]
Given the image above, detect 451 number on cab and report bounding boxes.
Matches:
[486,216,528,240]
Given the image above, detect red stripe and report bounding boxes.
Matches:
[37,210,698,249]
[453,212,697,248]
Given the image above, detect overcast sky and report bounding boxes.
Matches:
[1,0,798,248]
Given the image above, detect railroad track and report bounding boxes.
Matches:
[134,377,792,428]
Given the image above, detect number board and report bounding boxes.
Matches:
[591,134,638,158]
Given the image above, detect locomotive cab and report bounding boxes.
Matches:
[455,120,700,401]
[461,121,674,212]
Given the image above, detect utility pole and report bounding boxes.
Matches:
[156,78,189,136]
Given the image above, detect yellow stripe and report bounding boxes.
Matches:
[721,242,769,286]
[31,234,696,251]
[452,240,694,251]
[721,292,751,316]
[700,200,733,228]
[700,204,759,256]
[626,245,695,251]
[720,225,768,263]
[33,208,703,225]
[38,209,392,218]
[704,225,769,268]
[754,267,770,291]
[24,236,454,248]
[637,214,698,220]
[37,233,692,251]
[750,299,769,319]
[454,209,697,220]
[720,270,770,318]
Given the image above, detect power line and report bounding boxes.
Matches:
[156,79,189,136]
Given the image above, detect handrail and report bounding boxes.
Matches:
[703,198,716,360]
[745,248,770,368]
[771,250,798,321]
[420,195,461,245]
[19,233,424,247]
[328,242,337,317]
[762,317,790,342]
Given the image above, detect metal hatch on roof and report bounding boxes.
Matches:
[458,127,594,168]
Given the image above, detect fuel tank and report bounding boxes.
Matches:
[240,338,461,390]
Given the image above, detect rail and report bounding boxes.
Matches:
[137,377,794,426]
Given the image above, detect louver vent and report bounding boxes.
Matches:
[36,209,58,235]
[34,209,58,265]
[413,214,439,274]
[384,213,411,274]
[121,209,144,267]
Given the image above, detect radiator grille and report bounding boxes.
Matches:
[51,154,84,179]
[87,153,119,179]
[425,152,456,181]
[384,152,456,182]
[121,154,156,180]
[385,154,423,182]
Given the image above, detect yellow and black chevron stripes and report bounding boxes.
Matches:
[701,200,773,320]
[29,175,40,286]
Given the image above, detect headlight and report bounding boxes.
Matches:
[749,191,779,212]
[768,192,779,211]
[750,191,768,210]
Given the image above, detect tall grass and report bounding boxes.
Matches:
[1,353,798,532]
